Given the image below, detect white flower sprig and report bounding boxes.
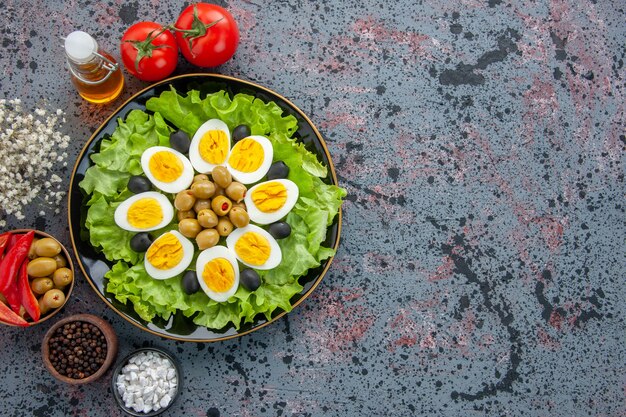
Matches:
[0,99,71,227]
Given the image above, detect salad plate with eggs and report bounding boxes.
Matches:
[69,74,345,342]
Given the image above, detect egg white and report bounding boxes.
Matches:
[114,192,174,232]
[144,231,194,280]
[189,119,231,174]
[140,146,194,194]
[226,135,274,184]
[244,179,299,225]
[195,246,240,302]
[226,225,282,270]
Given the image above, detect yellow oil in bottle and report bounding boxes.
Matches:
[69,51,124,104]
[64,31,124,104]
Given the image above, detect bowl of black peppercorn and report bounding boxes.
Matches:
[42,313,118,384]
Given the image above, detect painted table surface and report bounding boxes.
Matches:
[0,1,624,416]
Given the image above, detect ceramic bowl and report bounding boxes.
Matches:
[111,347,181,416]
[0,229,75,326]
[41,313,118,384]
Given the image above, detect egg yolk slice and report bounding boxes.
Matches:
[127,198,163,229]
[199,130,229,164]
[234,232,271,266]
[251,181,287,213]
[202,258,235,293]
[228,138,264,172]
[146,233,184,270]
[149,151,183,183]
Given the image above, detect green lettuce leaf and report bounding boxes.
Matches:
[184,293,244,330]
[79,167,130,197]
[251,281,303,321]
[146,87,299,139]
[106,261,188,322]
[271,132,328,178]
[85,194,141,264]
[309,178,347,226]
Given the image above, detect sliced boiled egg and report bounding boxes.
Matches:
[226,224,282,270]
[244,179,299,225]
[195,246,240,302]
[226,135,273,184]
[189,119,231,173]
[141,146,194,194]
[144,231,194,280]
[114,192,174,232]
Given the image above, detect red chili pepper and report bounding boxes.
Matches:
[1,233,23,313]
[222,202,229,211]
[0,233,10,258]
[3,282,21,314]
[4,233,20,255]
[17,259,39,322]
[5,233,21,255]
[0,231,34,293]
[0,296,28,326]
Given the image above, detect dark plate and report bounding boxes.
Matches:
[68,74,341,342]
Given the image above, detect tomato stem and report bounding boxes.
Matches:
[125,25,175,73]
[171,5,223,58]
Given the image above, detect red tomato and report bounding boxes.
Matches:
[121,22,178,82]
[174,3,239,68]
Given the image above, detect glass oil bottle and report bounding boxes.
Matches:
[63,31,124,104]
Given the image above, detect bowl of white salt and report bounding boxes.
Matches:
[111,347,181,416]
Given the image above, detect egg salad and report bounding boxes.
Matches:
[79,88,346,331]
